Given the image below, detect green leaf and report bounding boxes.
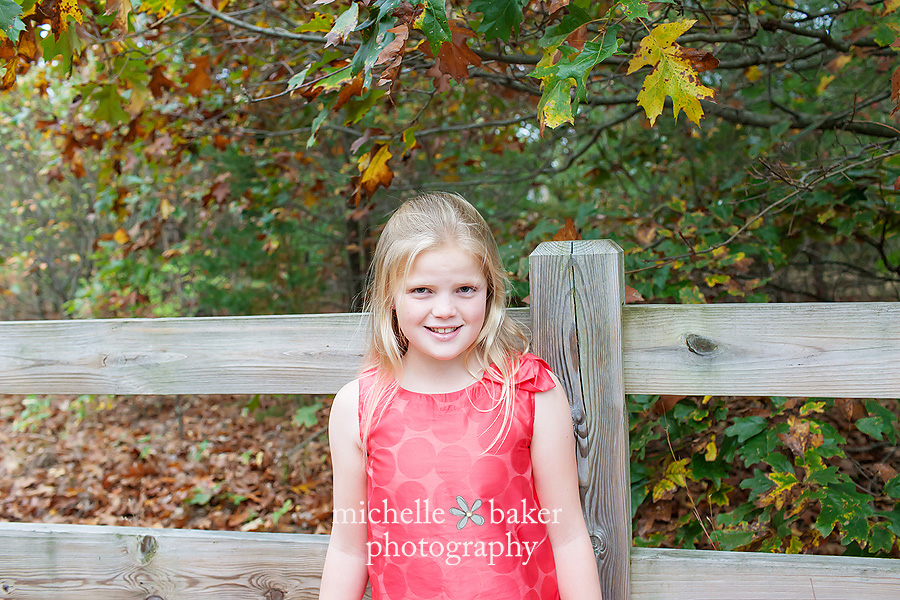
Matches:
[725,416,767,443]
[538,4,592,48]
[293,401,323,428]
[885,474,900,499]
[856,416,886,440]
[325,3,359,47]
[0,0,25,40]
[763,451,794,474]
[537,76,576,129]
[415,0,452,53]
[469,0,525,41]
[91,84,130,125]
[709,528,757,550]
[618,0,650,20]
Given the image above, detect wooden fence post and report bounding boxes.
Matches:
[529,240,630,600]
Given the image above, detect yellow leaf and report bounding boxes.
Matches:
[745,65,762,82]
[705,274,731,287]
[651,478,676,502]
[758,471,798,510]
[704,436,717,461]
[817,207,835,224]
[627,19,715,126]
[884,0,900,15]
[113,228,130,244]
[816,74,835,94]
[159,198,174,219]
[358,144,394,195]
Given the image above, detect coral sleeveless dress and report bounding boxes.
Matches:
[360,353,560,600]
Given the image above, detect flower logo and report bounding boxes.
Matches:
[449,496,485,530]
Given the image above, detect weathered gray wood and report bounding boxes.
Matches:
[0,311,530,395]
[630,547,900,600]
[3,524,897,600]
[0,522,330,599]
[622,303,900,398]
[529,240,630,600]
[2,304,898,397]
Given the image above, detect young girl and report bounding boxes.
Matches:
[319,193,602,600]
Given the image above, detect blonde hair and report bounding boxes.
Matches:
[360,192,528,450]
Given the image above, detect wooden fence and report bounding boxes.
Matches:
[1,240,899,600]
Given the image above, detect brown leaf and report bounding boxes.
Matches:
[375,24,408,86]
[549,0,571,13]
[0,38,14,61]
[653,395,686,416]
[104,0,133,34]
[552,218,581,241]
[149,65,176,98]
[625,285,644,303]
[565,24,587,51]
[873,463,898,483]
[184,56,213,97]
[835,397,865,421]
[778,416,824,459]
[17,27,41,63]
[676,47,720,73]
[1,59,16,91]
[334,74,364,110]
[434,23,482,83]
[392,0,422,26]
[425,62,451,92]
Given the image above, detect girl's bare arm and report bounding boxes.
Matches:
[532,377,603,600]
[319,380,369,600]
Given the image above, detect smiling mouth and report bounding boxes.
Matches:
[426,326,461,334]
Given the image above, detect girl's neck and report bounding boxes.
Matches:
[397,351,484,394]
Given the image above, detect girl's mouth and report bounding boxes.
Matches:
[426,326,461,334]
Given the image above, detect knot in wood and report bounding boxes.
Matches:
[145,596,164,600]
[589,533,605,556]
[685,334,718,356]
[140,535,159,561]
[265,590,285,600]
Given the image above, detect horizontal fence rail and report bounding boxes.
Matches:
[2,303,898,397]
[1,523,898,600]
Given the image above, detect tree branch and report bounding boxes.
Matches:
[190,0,329,43]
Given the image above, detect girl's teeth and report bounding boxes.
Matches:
[430,327,457,334]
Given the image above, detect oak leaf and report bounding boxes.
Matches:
[104,0,132,35]
[627,19,716,126]
[325,3,358,48]
[149,64,175,98]
[184,56,213,97]
[552,218,580,241]
[50,0,84,40]
[357,144,393,197]
[435,23,481,82]
[374,24,408,86]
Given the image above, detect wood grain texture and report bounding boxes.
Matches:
[0,311,531,395]
[0,522,330,599]
[2,304,897,397]
[529,240,630,600]
[4,524,896,600]
[622,303,900,398]
[630,547,900,600]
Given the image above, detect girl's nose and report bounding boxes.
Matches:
[431,295,457,318]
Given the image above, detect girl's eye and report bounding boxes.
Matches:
[410,287,430,294]
[458,286,477,294]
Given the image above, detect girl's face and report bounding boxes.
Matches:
[393,244,488,370]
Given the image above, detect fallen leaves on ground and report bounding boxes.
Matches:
[0,393,334,533]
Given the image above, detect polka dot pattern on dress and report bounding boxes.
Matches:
[359,354,560,600]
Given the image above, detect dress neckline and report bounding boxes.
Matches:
[396,370,487,397]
